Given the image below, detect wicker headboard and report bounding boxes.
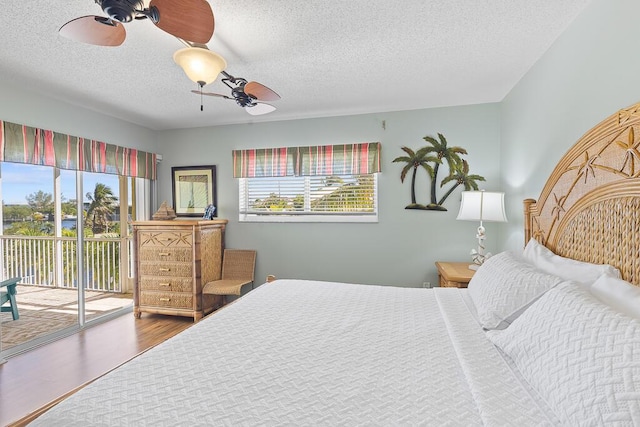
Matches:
[524,102,640,285]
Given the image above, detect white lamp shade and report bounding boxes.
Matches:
[457,191,507,222]
[173,47,227,85]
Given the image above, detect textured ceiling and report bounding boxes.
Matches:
[0,1,591,131]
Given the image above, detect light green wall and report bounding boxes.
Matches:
[157,105,501,286]
[500,0,640,250]
[0,76,157,152]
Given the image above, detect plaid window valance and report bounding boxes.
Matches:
[232,142,381,178]
[232,147,296,178]
[0,120,157,179]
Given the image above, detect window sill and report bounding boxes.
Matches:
[238,214,378,223]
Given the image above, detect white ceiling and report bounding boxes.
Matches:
[0,1,591,131]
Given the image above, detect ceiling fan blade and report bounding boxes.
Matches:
[59,16,126,46]
[245,103,276,116]
[150,0,214,44]
[191,90,230,99]
[244,82,280,102]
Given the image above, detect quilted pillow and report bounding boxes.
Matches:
[467,251,563,330]
[522,238,621,284]
[487,281,640,425]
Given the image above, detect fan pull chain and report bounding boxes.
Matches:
[198,81,205,112]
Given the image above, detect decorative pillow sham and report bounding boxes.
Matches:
[467,251,563,330]
[522,238,621,284]
[590,273,640,319]
[487,281,640,426]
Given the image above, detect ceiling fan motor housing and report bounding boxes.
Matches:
[98,0,145,23]
[231,83,256,107]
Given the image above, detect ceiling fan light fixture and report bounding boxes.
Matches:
[173,47,226,85]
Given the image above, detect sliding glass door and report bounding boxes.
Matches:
[0,163,79,354]
[82,171,134,323]
[0,163,150,358]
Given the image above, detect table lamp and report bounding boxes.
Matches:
[456,190,507,270]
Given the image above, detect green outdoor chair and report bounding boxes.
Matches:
[0,277,21,320]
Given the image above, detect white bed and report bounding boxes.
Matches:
[31,102,640,425]
[32,279,557,426]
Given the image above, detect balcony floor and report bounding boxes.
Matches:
[1,285,132,351]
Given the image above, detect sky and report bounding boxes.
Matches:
[2,162,121,205]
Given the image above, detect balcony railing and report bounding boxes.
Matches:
[0,235,129,292]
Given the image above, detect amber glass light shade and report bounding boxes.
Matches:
[173,47,226,85]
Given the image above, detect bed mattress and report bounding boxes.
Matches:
[31,279,557,426]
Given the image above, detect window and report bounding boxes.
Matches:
[233,142,381,222]
[239,174,378,222]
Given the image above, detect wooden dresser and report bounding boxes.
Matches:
[133,219,227,321]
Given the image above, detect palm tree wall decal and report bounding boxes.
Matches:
[393,133,485,211]
[392,146,440,209]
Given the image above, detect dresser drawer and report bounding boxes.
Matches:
[138,247,193,263]
[138,276,193,292]
[139,262,193,278]
[439,276,465,287]
[140,291,194,310]
[138,231,193,248]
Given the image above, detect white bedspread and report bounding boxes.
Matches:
[32,280,557,426]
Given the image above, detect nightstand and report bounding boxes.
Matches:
[435,262,476,288]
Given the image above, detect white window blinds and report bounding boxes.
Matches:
[239,174,377,222]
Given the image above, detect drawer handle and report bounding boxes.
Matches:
[159,297,171,302]
[159,252,170,256]
[159,267,171,272]
[159,283,171,287]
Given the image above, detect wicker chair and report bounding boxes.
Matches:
[203,249,256,305]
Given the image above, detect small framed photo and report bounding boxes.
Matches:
[171,165,217,217]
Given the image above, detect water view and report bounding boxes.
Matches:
[3,218,77,231]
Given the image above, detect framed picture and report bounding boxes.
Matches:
[171,165,217,217]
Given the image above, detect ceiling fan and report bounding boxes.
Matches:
[191,71,281,115]
[59,0,214,46]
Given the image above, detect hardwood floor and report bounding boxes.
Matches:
[0,312,195,426]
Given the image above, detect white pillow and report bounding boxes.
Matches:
[522,238,621,284]
[468,251,563,330]
[590,273,640,319]
[487,282,640,425]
